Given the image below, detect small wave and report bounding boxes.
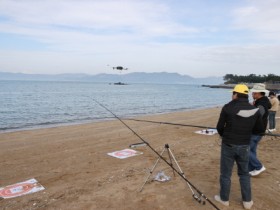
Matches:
[0,116,116,133]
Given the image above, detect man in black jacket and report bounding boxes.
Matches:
[215,84,264,209]
[249,83,271,176]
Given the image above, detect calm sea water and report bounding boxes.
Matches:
[0,80,232,132]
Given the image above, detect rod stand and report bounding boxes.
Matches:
[139,144,191,194]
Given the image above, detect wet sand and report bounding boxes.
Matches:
[0,107,280,210]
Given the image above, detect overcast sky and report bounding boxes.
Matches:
[0,0,280,77]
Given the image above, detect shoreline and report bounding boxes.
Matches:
[0,105,222,134]
[1,107,279,210]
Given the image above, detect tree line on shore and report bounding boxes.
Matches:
[223,74,280,84]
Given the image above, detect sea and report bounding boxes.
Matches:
[0,80,232,133]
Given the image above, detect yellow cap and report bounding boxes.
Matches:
[232,84,249,94]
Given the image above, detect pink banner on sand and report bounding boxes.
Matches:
[0,178,45,199]
[107,149,143,159]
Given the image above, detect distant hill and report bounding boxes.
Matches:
[0,71,223,85]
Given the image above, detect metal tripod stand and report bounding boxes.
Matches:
[139,144,194,194]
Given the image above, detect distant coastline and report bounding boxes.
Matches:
[0,71,223,85]
[202,84,240,89]
[202,83,280,91]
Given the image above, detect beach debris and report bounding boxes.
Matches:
[129,142,147,148]
[153,171,171,182]
[0,178,45,199]
[277,181,280,188]
[195,129,218,135]
[107,149,143,159]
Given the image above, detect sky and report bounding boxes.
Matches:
[0,0,280,78]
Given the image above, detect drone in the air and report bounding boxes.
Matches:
[112,66,128,71]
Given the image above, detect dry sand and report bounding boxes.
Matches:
[0,107,280,210]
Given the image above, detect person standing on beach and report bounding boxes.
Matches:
[215,84,264,209]
[268,91,279,132]
[249,84,271,177]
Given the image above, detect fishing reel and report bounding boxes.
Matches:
[193,194,206,205]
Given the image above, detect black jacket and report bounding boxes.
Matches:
[253,96,271,133]
[217,98,264,145]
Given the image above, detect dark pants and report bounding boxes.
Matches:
[268,111,276,129]
[220,143,251,202]
[249,135,263,171]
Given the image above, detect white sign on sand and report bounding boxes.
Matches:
[107,149,143,159]
[0,178,45,199]
[195,129,218,136]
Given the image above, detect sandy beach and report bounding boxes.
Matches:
[0,107,280,210]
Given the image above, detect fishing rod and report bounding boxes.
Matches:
[93,99,220,210]
[126,119,215,129]
[126,119,280,138]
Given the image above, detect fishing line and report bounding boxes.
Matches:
[127,118,215,129]
[126,119,280,138]
[93,99,220,210]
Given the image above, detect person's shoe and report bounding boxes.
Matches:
[214,195,229,206]
[268,129,274,132]
[250,166,266,176]
[243,201,253,209]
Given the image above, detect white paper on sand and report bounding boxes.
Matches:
[153,171,171,182]
[107,149,143,159]
[195,129,218,135]
[0,178,45,199]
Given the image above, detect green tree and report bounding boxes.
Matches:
[223,74,280,84]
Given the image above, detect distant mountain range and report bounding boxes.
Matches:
[0,71,223,85]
